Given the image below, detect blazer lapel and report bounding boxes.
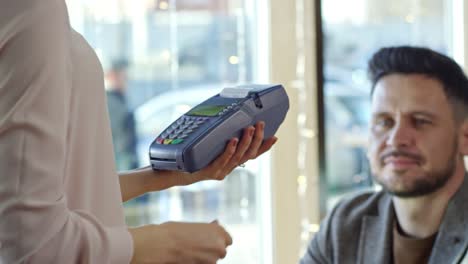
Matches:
[357,194,394,264]
[456,247,468,264]
[429,175,468,264]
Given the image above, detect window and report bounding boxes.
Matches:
[321,0,455,210]
[66,0,270,263]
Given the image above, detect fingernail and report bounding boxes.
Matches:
[249,129,254,136]
[232,139,238,146]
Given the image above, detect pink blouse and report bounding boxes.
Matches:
[0,0,133,263]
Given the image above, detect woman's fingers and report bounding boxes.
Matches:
[197,121,278,181]
[256,136,278,156]
[203,138,238,179]
[241,121,265,161]
[225,126,255,169]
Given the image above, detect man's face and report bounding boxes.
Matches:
[368,73,460,197]
[107,69,128,91]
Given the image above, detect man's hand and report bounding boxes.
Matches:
[179,121,278,185]
[129,221,232,264]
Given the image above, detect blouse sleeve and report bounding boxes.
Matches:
[0,1,133,263]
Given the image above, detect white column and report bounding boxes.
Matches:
[464,0,468,71]
[268,0,320,263]
[452,0,466,70]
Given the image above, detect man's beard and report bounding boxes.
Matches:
[373,142,458,198]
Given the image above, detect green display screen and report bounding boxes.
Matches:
[187,105,226,117]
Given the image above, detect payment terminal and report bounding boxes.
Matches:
[149,84,289,173]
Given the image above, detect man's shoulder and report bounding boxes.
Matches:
[327,189,391,225]
[300,189,392,263]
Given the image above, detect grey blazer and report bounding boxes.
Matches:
[300,177,468,264]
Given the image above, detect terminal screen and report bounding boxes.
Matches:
[187,105,226,116]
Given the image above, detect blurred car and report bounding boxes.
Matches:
[132,84,257,222]
[323,67,374,210]
[134,85,220,170]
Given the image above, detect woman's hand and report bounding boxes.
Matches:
[129,221,232,264]
[120,121,277,200]
[177,121,278,185]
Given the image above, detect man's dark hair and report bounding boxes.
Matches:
[368,46,468,121]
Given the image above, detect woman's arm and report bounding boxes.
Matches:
[119,166,177,202]
[0,1,132,263]
[119,122,277,202]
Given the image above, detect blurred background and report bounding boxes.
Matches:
[65,0,466,263]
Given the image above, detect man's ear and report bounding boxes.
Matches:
[458,120,468,155]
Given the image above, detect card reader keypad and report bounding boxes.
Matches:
[156,116,209,145]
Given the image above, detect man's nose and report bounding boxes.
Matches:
[386,123,414,147]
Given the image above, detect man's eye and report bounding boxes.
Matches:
[413,118,431,127]
[374,118,393,129]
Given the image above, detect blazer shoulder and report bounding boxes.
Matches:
[331,189,390,224]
